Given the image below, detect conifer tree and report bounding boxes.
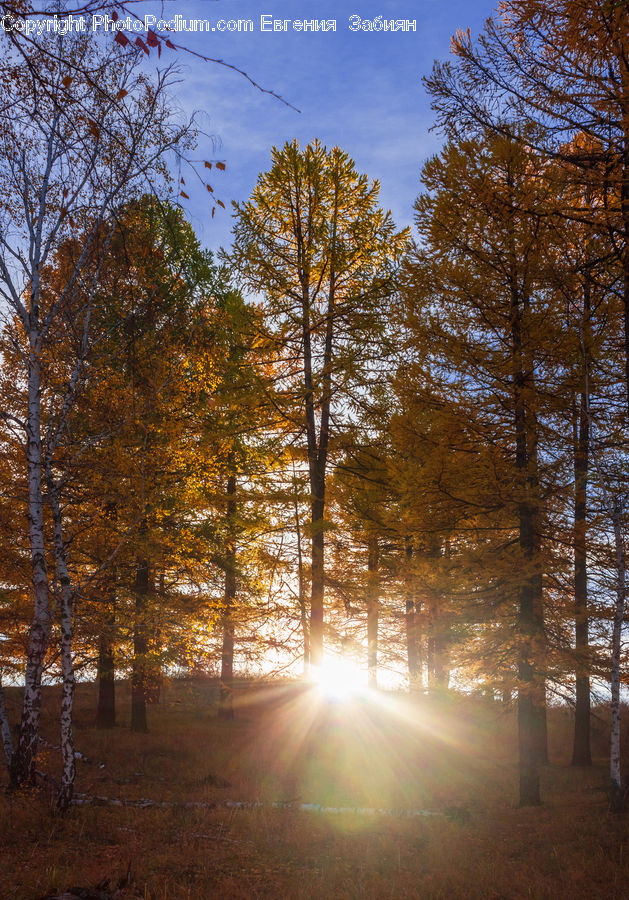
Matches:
[227,139,407,668]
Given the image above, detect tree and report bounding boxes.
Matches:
[0,28,191,802]
[426,1,629,410]
[227,139,408,668]
[401,130,573,805]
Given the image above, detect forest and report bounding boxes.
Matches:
[2,1,629,898]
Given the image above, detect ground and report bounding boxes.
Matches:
[0,679,627,899]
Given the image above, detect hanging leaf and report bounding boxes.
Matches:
[180,190,189,199]
[115,31,129,48]
[211,207,215,218]
[116,88,128,100]
[112,10,119,21]
[204,161,212,170]
[180,177,185,185]
[135,37,149,55]
[88,119,100,139]
[146,30,160,48]
[216,199,225,208]
[216,162,226,171]
[206,184,214,193]
[165,39,176,49]
[61,75,72,89]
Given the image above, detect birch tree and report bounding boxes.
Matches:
[0,30,191,803]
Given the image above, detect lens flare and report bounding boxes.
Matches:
[310,658,366,701]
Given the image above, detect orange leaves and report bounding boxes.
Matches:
[203,161,226,218]
[61,75,72,89]
[114,31,129,49]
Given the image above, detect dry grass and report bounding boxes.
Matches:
[0,679,627,899]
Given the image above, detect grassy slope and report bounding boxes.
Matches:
[0,679,627,899]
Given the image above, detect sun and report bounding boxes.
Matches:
[310,657,366,701]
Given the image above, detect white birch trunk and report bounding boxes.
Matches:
[11,348,52,788]
[45,469,76,811]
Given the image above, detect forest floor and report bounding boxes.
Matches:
[0,678,628,899]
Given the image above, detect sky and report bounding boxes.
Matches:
[121,0,497,253]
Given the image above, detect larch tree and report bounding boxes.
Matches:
[227,139,408,668]
[402,130,570,806]
[64,198,223,735]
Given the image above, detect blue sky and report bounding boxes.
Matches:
[132,0,496,253]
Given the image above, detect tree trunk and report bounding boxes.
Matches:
[97,635,116,729]
[293,468,310,673]
[609,500,626,812]
[0,678,13,771]
[46,475,76,812]
[427,603,449,693]
[572,388,592,766]
[366,535,379,690]
[511,280,544,806]
[131,559,149,733]
[310,491,325,667]
[621,79,629,422]
[11,349,52,789]
[532,688,548,766]
[404,546,422,693]
[97,575,116,729]
[219,474,237,719]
